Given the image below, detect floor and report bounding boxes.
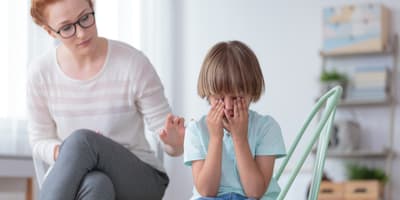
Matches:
[0,178,37,200]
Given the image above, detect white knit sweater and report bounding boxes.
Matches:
[27,40,171,172]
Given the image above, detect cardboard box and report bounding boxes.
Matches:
[322,3,390,55]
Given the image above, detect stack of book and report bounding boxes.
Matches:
[346,66,389,101]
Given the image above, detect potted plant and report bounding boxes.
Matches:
[346,164,388,184]
[320,70,347,98]
[345,164,387,198]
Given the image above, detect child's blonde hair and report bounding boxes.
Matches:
[197,40,265,102]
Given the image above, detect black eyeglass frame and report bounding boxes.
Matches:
[47,11,96,39]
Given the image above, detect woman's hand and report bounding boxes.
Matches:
[53,144,60,161]
[160,114,185,156]
[223,97,249,141]
[206,100,225,140]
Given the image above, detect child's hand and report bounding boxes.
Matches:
[223,97,249,140]
[206,100,225,140]
[160,114,185,149]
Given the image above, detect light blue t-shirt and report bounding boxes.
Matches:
[184,110,286,200]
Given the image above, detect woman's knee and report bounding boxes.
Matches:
[77,171,115,200]
[61,129,98,150]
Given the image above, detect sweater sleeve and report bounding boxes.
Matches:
[132,53,172,139]
[27,63,61,165]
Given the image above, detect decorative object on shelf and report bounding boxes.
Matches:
[322,3,390,55]
[320,70,347,98]
[346,164,388,184]
[328,120,361,152]
[346,165,386,200]
[347,65,390,102]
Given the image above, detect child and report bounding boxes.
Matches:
[184,40,286,200]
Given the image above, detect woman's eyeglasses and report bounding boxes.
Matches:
[48,12,95,39]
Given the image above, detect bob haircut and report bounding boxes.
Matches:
[197,40,265,102]
[30,0,94,26]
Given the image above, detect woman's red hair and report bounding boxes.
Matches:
[30,0,93,26]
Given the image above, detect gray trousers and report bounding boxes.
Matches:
[40,129,169,200]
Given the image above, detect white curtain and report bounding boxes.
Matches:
[96,0,142,49]
[1,1,28,120]
[0,1,31,139]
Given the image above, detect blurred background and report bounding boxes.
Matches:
[0,0,399,199]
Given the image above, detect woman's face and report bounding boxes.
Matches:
[45,0,97,55]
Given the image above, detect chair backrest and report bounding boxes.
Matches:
[274,86,342,200]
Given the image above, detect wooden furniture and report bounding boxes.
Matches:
[0,134,35,200]
[319,34,398,200]
[319,181,344,200]
[319,180,383,200]
[345,181,383,200]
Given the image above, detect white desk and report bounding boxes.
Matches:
[0,134,34,200]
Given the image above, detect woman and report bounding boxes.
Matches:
[28,0,184,199]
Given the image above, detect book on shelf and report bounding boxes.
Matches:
[346,65,390,101]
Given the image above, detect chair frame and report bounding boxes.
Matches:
[274,86,342,200]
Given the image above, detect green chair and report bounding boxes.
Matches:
[274,86,343,200]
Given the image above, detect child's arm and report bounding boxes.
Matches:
[191,137,223,197]
[192,100,225,197]
[226,98,274,198]
[234,140,275,198]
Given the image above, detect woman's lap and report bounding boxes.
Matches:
[40,129,168,200]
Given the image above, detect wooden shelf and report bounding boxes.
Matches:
[320,35,398,58]
[313,149,392,158]
[320,48,394,58]
[338,97,393,107]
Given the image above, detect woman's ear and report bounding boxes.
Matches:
[42,25,57,39]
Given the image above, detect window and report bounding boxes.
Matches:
[96,0,142,49]
[0,1,28,120]
[0,0,142,135]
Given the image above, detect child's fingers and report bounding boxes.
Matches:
[217,101,225,118]
[211,99,219,110]
[233,99,239,118]
[222,117,229,128]
[178,117,185,126]
[210,100,222,118]
[239,98,245,113]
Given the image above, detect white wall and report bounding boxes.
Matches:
[161,0,400,200]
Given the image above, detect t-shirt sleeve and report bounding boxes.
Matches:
[183,121,207,166]
[256,116,286,158]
